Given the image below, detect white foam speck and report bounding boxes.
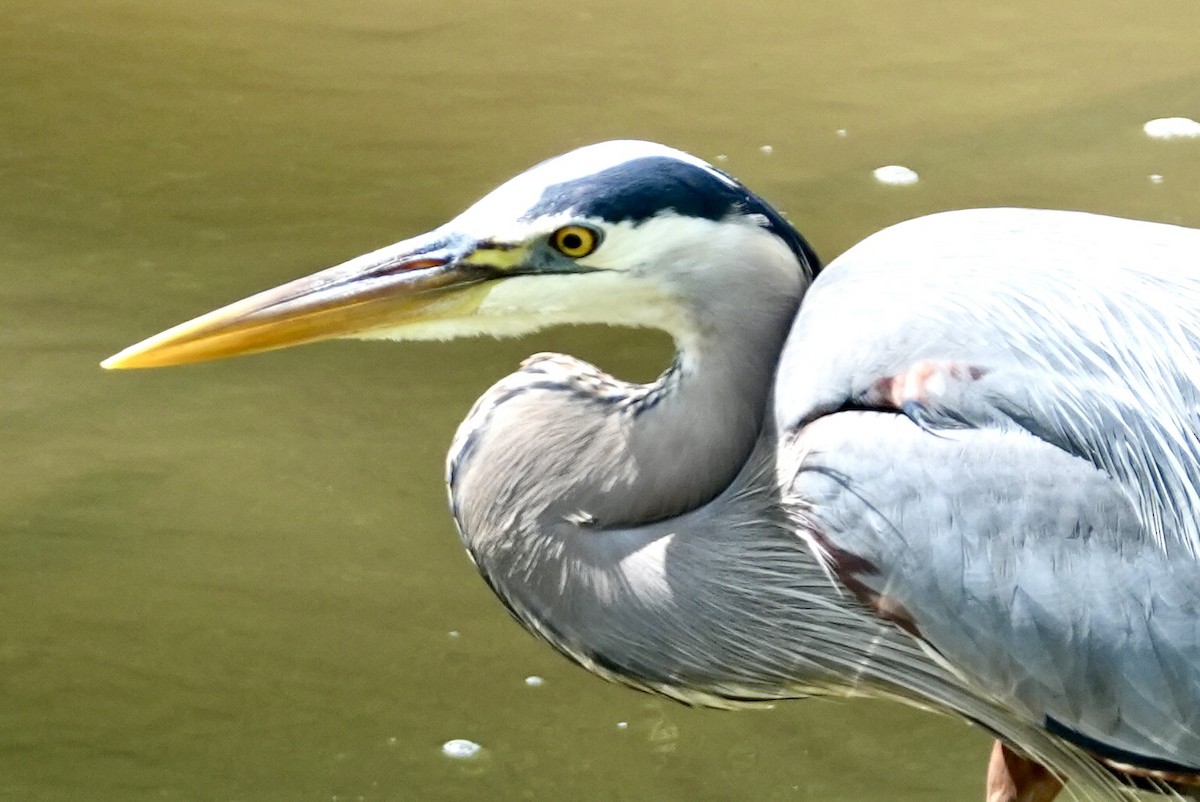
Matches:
[714,154,728,163]
[386,736,398,746]
[448,630,460,638]
[873,165,919,186]
[835,128,848,138]
[760,145,774,155]
[1143,117,1200,139]
[1149,174,1164,184]
[524,675,545,687]
[442,739,482,759]
[616,721,629,730]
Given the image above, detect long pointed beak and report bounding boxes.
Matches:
[102,232,491,369]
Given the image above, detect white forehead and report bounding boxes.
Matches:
[450,140,732,235]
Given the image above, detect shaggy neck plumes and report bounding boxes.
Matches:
[445,231,840,697]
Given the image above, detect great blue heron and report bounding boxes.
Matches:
[103,141,1200,801]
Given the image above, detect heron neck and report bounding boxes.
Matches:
[608,312,798,524]
[447,234,860,699]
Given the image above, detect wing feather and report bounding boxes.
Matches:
[775,208,1200,776]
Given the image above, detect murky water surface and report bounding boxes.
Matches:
[3,1,1199,799]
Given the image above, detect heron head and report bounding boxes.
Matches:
[103,140,816,369]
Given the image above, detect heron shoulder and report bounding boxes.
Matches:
[775,208,1200,429]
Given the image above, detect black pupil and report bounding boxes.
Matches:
[560,231,584,251]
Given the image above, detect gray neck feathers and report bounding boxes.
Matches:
[447,277,793,535]
[445,240,940,703]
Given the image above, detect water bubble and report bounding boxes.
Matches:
[1149,174,1165,184]
[760,145,774,155]
[442,739,482,759]
[835,128,848,137]
[616,721,629,730]
[386,736,398,747]
[1143,118,1200,139]
[714,154,728,163]
[448,631,460,639]
[873,165,919,186]
[524,675,545,687]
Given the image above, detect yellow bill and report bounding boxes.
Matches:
[102,233,492,370]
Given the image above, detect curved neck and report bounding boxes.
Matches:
[445,233,892,702]
[450,216,812,528]
[578,304,797,526]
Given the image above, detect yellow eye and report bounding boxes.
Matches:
[550,225,600,258]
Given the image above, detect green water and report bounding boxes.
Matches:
[2,1,1199,799]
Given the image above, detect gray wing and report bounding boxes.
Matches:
[775,209,1200,771]
[788,412,1200,773]
[779,208,1200,557]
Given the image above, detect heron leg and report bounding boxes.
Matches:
[986,740,1063,802]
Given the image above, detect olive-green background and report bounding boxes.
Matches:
[3,1,1199,799]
